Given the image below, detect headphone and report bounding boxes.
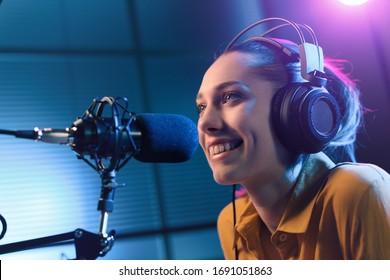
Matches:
[225,18,341,154]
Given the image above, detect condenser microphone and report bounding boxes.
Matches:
[133,114,198,163]
[10,113,199,163]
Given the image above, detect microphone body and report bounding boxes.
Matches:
[13,114,198,163]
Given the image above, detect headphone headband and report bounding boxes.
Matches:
[225,17,327,87]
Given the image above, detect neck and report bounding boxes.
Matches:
[242,158,303,232]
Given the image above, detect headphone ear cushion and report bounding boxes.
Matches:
[272,83,341,153]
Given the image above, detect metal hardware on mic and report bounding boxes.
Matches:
[14,127,76,145]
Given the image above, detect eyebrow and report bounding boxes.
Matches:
[196,80,249,100]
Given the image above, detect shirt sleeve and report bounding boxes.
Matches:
[336,164,390,259]
[351,173,390,259]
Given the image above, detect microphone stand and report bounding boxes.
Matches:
[0,170,118,259]
[0,97,138,259]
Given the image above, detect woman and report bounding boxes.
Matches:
[195,18,390,259]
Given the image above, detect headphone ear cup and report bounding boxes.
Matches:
[272,83,341,153]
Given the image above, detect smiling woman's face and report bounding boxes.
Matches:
[196,51,291,186]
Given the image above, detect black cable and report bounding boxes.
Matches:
[232,184,238,260]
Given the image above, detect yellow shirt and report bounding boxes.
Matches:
[217,152,390,259]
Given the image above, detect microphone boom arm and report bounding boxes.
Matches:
[0,228,115,260]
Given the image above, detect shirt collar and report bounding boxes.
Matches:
[233,197,263,257]
[234,196,260,239]
[277,152,335,233]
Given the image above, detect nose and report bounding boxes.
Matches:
[197,106,224,134]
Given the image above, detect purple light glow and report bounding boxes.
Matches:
[338,0,369,5]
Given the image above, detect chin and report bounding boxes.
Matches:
[213,171,240,186]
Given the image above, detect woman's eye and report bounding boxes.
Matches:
[196,103,206,114]
[222,92,240,104]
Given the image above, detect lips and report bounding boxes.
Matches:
[208,140,243,156]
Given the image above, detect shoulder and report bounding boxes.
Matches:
[333,163,389,180]
[329,163,390,189]
[322,164,390,259]
[324,162,390,208]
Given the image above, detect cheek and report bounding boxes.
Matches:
[239,107,276,155]
[227,101,258,128]
[237,98,269,129]
[242,98,258,116]
[238,106,270,135]
[197,127,207,151]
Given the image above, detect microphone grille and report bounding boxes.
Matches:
[134,114,199,163]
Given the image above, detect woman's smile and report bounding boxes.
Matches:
[207,139,243,156]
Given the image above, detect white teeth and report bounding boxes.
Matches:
[209,143,235,156]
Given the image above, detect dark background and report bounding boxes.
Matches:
[0,0,388,259]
